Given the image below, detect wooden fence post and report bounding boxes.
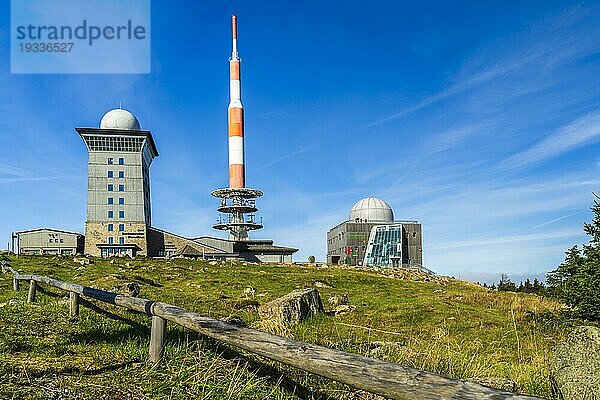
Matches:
[27,280,37,303]
[0,269,545,399]
[13,278,20,291]
[69,292,79,318]
[149,315,167,364]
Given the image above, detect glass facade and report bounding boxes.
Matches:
[100,247,131,257]
[364,224,403,267]
[87,137,144,152]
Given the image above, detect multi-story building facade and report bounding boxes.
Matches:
[77,109,158,257]
[326,197,423,268]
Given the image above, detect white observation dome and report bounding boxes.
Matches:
[349,197,394,222]
[100,108,140,130]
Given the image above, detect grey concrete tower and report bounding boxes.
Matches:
[76,109,158,257]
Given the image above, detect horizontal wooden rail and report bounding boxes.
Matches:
[0,261,541,400]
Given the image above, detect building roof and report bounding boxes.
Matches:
[243,245,298,253]
[15,228,83,236]
[349,197,394,222]
[174,244,238,258]
[326,219,420,234]
[76,127,159,158]
[148,227,227,254]
[190,236,237,243]
[234,241,298,254]
[176,244,205,257]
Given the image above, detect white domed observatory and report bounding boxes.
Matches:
[327,197,423,269]
[349,197,394,222]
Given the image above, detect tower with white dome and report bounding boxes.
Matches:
[76,108,158,257]
[326,197,423,269]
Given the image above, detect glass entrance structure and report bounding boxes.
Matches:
[364,224,404,267]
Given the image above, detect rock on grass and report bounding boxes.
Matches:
[259,288,324,325]
[550,325,600,400]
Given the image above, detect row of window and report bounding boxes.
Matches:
[107,197,125,205]
[107,171,125,178]
[107,184,125,191]
[24,249,73,255]
[48,238,64,243]
[107,211,125,218]
[87,137,144,152]
[107,224,125,232]
[102,247,130,256]
[108,157,125,165]
[107,237,125,244]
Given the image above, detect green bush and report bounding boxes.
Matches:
[546,195,600,321]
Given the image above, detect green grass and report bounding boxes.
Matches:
[0,255,568,399]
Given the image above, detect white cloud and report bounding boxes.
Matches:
[362,7,600,130]
[531,211,583,230]
[499,111,600,169]
[428,228,580,251]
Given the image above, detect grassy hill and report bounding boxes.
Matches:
[0,255,568,399]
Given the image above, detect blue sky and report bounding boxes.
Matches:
[1,1,599,283]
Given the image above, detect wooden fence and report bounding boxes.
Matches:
[1,261,542,400]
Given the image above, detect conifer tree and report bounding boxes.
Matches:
[546,195,600,321]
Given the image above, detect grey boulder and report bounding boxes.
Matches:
[550,325,600,400]
[259,288,324,325]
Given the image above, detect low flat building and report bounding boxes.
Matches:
[15,228,84,256]
[192,237,297,263]
[326,197,423,268]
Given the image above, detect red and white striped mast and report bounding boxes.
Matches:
[212,15,263,241]
[228,15,245,188]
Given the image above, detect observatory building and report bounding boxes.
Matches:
[326,197,423,268]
